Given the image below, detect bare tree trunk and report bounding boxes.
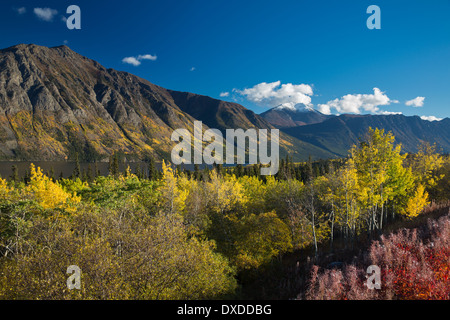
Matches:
[311,195,318,257]
[345,190,349,249]
[380,186,384,230]
[330,201,335,252]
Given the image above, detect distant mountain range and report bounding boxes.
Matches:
[0,44,448,162]
[282,113,450,158]
[260,104,332,128]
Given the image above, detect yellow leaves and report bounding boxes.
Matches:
[233,211,293,270]
[238,175,266,214]
[206,171,244,214]
[26,164,80,212]
[411,143,445,189]
[0,203,238,300]
[159,161,188,214]
[401,184,429,220]
[0,177,13,200]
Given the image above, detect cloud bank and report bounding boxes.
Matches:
[420,115,442,122]
[229,82,440,119]
[317,88,397,115]
[234,81,313,110]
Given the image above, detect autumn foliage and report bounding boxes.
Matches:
[0,128,448,300]
[306,212,450,300]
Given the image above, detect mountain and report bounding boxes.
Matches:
[168,91,271,131]
[260,104,332,128]
[166,92,339,160]
[0,44,202,161]
[0,44,333,162]
[282,114,450,157]
[0,44,448,164]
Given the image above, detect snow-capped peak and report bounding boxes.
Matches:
[295,103,316,113]
[274,103,315,112]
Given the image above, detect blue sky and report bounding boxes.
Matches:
[1,0,449,120]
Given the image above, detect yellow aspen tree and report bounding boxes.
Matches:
[352,128,407,233]
[339,159,362,241]
[159,160,188,215]
[401,184,429,219]
[410,142,445,189]
[0,178,12,201]
[26,164,80,212]
[206,171,244,215]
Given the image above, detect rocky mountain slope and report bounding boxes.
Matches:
[0,44,201,161]
[0,44,332,162]
[0,44,448,163]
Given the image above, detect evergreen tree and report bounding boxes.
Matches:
[217,164,224,176]
[94,162,100,178]
[235,164,244,178]
[194,164,200,180]
[72,152,81,179]
[113,153,119,178]
[148,158,157,180]
[135,165,142,179]
[87,165,93,182]
[10,165,19,184]
[203,165,210,181]
[49,167,55,182]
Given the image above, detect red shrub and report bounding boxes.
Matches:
[306,214,450,300]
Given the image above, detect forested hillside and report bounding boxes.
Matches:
[0,128,448,299]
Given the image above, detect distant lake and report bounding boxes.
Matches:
[0,161,213,179]
[0,161,158,179]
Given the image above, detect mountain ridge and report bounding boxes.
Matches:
[0,44,331,162]
[0,43,198,161]
[0,44,448,163]
[282,114,450,157]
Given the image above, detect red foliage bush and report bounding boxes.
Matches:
[306,213,450,300]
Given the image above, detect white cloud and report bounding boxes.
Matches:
[420,115,443,122]
[234,81,314,109]
[122,54,157,66]
[380,111,403,115]
[190,67,196,72]
[33,8,58,22]
[317,104,332,115]
[220,92,230,97]
[122,57,141,66]
[275,103,295,111]
[14,7,26,15]
[138,54,157,61]
[318,88,397,115]
[406,96,425,107]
